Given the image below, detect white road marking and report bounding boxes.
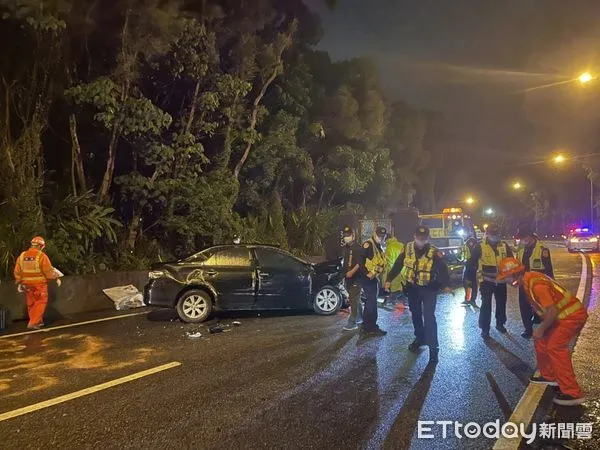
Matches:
[493,252,589,450]
[0,362,181,422]
[0,311,149,340]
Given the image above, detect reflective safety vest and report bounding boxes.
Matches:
[524,272,584,320]
[385,238,405,291]
[364,238,386,279]
[15,249,48,285]
[478,240,508,282]
[517,240,546,272]
[460,243,472,262]
[401,242,436,287]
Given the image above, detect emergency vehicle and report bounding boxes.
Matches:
[418,207,476,277]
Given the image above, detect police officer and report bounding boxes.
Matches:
[460,236,479,306]
[359,226,388,336]
[516,223,554,338]
[471,224,513,338]
[385,226,451,363]
[341,226,364,331]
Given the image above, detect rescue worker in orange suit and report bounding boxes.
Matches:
[459,236,479,306]
[384,226,452,364]
[497,257,587,406]
[515,223,554,339]
[470,224,513,338]
[13,236,60,329]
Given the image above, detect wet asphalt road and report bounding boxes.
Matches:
[0,246,589,449]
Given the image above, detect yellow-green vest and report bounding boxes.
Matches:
[517,240,546,272]
[385,237,405,291]
[478,240,508,282]
[364,238,386,279]
[401,241,436,287]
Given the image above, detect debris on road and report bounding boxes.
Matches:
[186,332,202,339]
[232,321,242,326]
[102,285,145,310]
[209,325,225,334]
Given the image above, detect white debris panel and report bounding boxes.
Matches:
[102,285,145,310]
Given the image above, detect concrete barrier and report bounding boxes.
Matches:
[0,271,148,325]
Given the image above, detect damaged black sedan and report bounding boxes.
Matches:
[143,244,345,323]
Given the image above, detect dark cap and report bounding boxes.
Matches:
[486,224,500,235]
[516,222,534,239]
[375,226,387,237]
[415,225,430,237]
[342,226,354,236]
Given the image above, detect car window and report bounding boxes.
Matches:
[204,247,251,267]
[254,248,304,271]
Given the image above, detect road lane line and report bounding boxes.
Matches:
[0,362,181,422]
[0,311,149,339]
[493,252,590,450]
[576,252,588,301]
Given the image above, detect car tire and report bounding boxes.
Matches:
[176,289,212,323]
[313,285,342,315]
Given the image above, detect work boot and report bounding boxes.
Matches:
[362,326,387,337]
[530,375,558,386]
[429,347,439,364]
[408,339,424,352]
[496,325,508,334]
[553,393,585,406]
[481,329,490,339]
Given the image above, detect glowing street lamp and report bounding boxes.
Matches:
[579,72,593,84]
[552,153,567,164]
[465,196,475,205]
[512,182,523,191]
[484,208,494,216]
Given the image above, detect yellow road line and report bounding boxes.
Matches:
[0,362,181,422]
[0,311,149,340]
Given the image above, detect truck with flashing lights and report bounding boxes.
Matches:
[418,207,476,277]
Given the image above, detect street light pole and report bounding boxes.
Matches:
[591,177,594,232]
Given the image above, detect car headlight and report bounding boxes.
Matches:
[570,238,579,243]
[591,238,598,243]
[149,270,165,279]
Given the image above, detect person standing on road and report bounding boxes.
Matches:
[471,224,513,338]
[13,236,61,329]
[459,236,479,307]
[516,223,554,339]
[384,226,452,364]
[383,235,405,306]
[497,257,587,406]
[359,226,388,336]
[341,226,363,331]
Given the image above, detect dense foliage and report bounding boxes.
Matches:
[0,0,447,276]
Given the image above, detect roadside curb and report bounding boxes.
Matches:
[493,252,592,450]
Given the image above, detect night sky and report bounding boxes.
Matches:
[306,0,600,227]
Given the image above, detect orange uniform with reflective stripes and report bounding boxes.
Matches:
[523,271,587,398]
[13,248,57,327]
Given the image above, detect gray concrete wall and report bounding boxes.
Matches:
[0,271,148,324]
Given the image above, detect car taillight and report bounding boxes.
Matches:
[149,270,165,279]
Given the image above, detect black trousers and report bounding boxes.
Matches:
[463,268,478,301]
[407,286,439,349]
[362,279,379,331]
[518,285,541,333]
[479,281,507,331]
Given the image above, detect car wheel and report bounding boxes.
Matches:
[313,286,342,315]
[176,290,212,323]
